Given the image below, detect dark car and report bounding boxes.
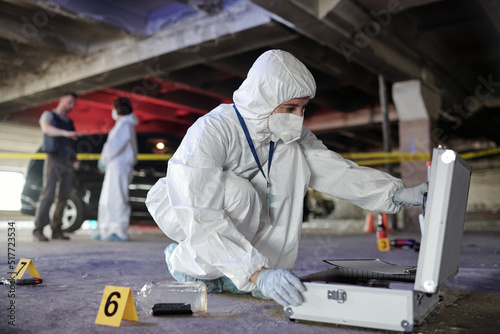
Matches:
[20,133,180,232]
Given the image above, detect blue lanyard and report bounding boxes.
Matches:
[233,104,274,187]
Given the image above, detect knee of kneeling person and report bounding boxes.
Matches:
[223,171,261,211]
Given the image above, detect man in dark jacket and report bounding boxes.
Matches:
[33,92,82,241]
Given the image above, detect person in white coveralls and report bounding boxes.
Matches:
[93,97,139,242]
[146,50,427,306]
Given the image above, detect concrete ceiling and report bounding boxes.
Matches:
[1,0,500,153]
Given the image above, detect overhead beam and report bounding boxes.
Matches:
[0,3,277,114]
[252,0,416,81]
[1,0,133,36]
[325,0,421,76]
[479,0,500,36]
[0,1,89,55]
[101,88,208,116]
[252,0,467,104]
[289,0,341,19]
[355,0,445,12]
[114,25,299,104]
[205,58,253,80]
[381,14,476,99]
[304,105,398,132]
[179,0,225,15]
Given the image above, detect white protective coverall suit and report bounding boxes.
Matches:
[146,50,404,292]
[97,113,139,240]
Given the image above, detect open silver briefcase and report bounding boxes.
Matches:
[284,147,472,332]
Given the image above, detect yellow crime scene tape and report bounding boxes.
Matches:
[343,147,500,166]
[0,153,173,161]
[0,147,499,166]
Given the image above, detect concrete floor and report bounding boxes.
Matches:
[1,217,499,334]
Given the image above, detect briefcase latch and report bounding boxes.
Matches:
[328,289,347,303]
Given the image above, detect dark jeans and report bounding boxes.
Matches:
[34,153,74,233]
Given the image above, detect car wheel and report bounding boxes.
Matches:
[60,190,85,232]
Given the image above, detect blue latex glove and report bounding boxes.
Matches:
[97,160,106,172]
[256,269,306,306]
[393,182,428,206]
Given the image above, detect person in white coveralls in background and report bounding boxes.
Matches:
[93,97,139,242]
[146,50,427,306]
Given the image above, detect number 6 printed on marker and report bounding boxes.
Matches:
[104,292,121,317]
[95,286,137,327]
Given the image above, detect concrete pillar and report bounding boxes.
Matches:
[392,80,441,231]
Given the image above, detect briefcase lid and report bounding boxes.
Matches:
[414,148,472,294]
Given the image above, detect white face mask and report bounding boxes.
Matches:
[111,108,119,120]
[268,113,303,144]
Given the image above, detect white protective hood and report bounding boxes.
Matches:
[233,50,316,141]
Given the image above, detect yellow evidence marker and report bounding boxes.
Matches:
[377,237,391,252]
[95,286,138,327]
[10,258,41,279]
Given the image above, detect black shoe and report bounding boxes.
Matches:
[52,233,70,240]
[33,230,49,242]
